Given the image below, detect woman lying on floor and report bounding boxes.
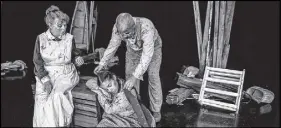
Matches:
[86,71,156,127]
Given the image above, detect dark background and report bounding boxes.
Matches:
[1,1,279,127]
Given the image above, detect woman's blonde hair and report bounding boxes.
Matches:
[44,5,69,27]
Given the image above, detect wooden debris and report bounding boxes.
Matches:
[206,1,214,67]
[176,72,236,102]
[166,88,195,105]
[199,1,214,77]
[212,1,220,67]
[193,1,203,60]
[216,1,226,68]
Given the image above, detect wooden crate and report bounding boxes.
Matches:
[31,76,102,127]
[71,77,102,127]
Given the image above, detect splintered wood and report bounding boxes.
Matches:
[193,1,236,77]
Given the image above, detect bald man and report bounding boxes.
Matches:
[94,13,162,122]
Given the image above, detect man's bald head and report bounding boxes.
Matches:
[116,13,135,33]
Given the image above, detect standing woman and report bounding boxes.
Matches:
[32,5,84,127]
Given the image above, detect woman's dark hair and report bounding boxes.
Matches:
[98,71,124,93]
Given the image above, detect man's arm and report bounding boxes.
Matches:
[99,24,122,67]
[132,20,155,81]
[33,36,50,83]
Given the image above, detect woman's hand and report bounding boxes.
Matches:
[75,56,84,67]
[86,78,99,90]
[43,80,53,94]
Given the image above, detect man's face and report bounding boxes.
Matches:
[49,18,67,38]
[120,26,136,39]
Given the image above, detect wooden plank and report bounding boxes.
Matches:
[70,1,79,34]
[216,1,226,68]
[92,7,98,53]
[73,98,97,106]
[72,90,96,101]
[209,70,240,78]
[83,1,89,53]
[206,77,240,86]
[212,1,220,67]
[199,68,210,103]
[206,1,214,67]
[73,114,98,126]
[73,120,97,127]
[72,80,97,101]
[74,103,97,113]
[235,69,245,114]
[222,44,230,68]
[202,99,237,110]
[192,1,203,60]
[211,75,239,82]
[204,88,238,97]
[199,1,213,77]
[75,109,97,117]
[223,1,235,46]
[88,1,94,53]
[206,66,242,75]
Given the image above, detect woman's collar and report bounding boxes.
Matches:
[45,29,66,40]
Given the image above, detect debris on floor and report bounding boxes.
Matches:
[1,60,28,78]
[245,86,274,104]
[176,66,237,103]
[1,60,27,73]
[181,65,199,78]
[166,88,195,105]
[259,104,272,115]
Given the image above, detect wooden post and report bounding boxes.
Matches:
[199,1,213,77]
[206,2,214,67]
[212,1,220,68]
[222,44,230,68]
[222,1,235,68]
[89,1,94,53]
[216,1,226,68]
[193,1,203,61]
[93,6,98,53]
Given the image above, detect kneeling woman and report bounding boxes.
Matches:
[86,72,156,127]
[33,5,84,127]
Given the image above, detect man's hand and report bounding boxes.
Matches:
[94,64,104,75]
[43,80,53,94]
[75,56,84,67]
[124,76,138,91]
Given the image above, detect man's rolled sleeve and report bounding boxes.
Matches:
[99,24,122,66]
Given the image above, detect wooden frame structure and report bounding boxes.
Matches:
[193,1,236,77]
[198,66,245,114]
[70,1,98,54]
